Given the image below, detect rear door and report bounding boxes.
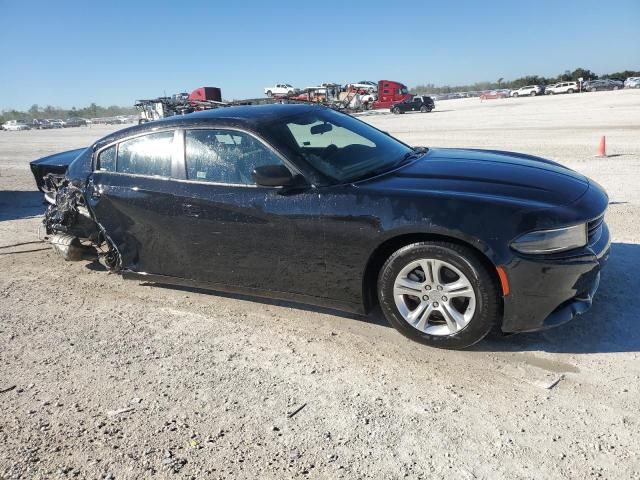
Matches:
[172,128,326,296]
[87,130,190,277]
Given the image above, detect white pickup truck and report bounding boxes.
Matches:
[264,84,297,96]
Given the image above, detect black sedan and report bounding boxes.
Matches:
[30,104,610,349]
[583,79,624,92]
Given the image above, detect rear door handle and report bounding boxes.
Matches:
[87,180,101,199]
[182,203,202,218]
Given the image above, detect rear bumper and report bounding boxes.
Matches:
[501,221,610,333]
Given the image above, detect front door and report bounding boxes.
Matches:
[173,128,326,297]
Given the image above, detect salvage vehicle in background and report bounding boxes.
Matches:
[374,80,412,109]
[30,104,609,349]
[583,79,623,92]
[65,117,88,127]
[480,90,509,100]
[545,81,579,94]
[2,120,31,131]
[391,95,434,114]
[264,83,298,96]
[510,85,544,97]
[347,82,377,93]
[624,77,640,88]
[33,119,53,129]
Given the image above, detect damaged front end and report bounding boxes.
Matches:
[41,174,120,270]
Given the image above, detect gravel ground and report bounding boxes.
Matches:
[1,90,639,479]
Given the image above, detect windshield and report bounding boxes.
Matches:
[258,108,413,183]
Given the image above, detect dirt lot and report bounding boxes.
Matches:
[1,90,639,479]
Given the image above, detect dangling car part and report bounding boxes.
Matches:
[30,104,610,349]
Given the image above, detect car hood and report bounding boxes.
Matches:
[359,148,589,207]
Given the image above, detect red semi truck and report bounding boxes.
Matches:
[374,80,412,109]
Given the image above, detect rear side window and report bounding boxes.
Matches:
[117,132,174,177]
[185,129,283,185]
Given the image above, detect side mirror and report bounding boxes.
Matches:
[253,164,294,187]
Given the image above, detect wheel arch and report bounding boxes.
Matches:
[362,232,503,315]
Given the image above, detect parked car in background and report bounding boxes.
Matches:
[480,90,509,100]
[29,104,610,349]
[545,82,579,94]
[358,80,378,89]
[49,119,66,128]
[624,77,640,88]
[510,85,545,97]
[33,119,53,129]
[264,84,297,96]
[65,117,88,127]
[391,95,435,114]
[2,120,31,131]
[347,82,377,93]
[583,79,624,92]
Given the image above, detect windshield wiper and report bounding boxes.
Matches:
[398,146,428,165]
[347,147,428,183]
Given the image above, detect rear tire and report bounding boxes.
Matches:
[266,90,272,97]
[513,93,519,98]
[377,242,500,349]
[392,107,400,114]
[568,89,574,93]
[420,106,428,113]
[530,91,536,96]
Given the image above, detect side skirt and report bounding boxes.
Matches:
[121,270,366,316]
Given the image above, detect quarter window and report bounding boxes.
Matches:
[185,129,284,185]
[98,145,116,171]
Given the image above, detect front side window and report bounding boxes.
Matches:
[116,131,174,176]
[185,129,284,185]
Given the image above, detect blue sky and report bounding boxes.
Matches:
[1,0,638,110]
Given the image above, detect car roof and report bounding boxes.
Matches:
[94,103,324,150]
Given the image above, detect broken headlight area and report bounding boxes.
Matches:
[41,175,120,269]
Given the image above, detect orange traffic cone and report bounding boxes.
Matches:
[597,136,607,157]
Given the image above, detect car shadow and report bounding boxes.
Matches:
[0,190,45,221]
[141,282,389,328]
[142,242,636,354]
[474,242,639,354]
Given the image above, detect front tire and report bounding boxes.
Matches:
[377,242,499,349]
[530,91,536,96]
[420,106,428,113]
[513,93,519,98]
[392,107,400,114]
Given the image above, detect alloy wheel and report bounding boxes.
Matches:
[393,258,476,336]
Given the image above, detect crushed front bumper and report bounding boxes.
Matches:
[501,221,610,333]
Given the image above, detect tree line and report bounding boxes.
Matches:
[412,68,640,95]
[1,103,137,124]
